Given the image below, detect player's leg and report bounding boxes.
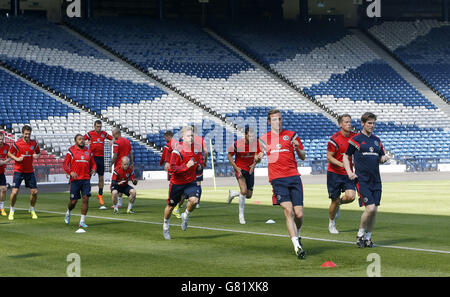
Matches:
[111,189,119,214]
[29,188,38,219]
[0,174,7,215]
[164,183,181,239]
[327,172,341,233]
[280,201,304,258]
[126,187,136,214]
[180,183,201,231]
[66,181,80,224]
[290,176,306,259]
[78,180,91,228]
[228,170,243,203]
[8,172,23,220]
[237,176,248,224]
[94,157,106,208]
[172,194,184,219]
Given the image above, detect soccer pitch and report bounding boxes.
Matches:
[1,179,449,277]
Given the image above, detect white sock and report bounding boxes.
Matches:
[231,190,240,198]
[30,206,35,212]
[163,218,169,229]
[10,206,15,212]
[238,194,245,216]
[364,232,372,240]
[0,201,4,209]
[297,229,301,238]
[80,215,86,224]
[118,197,123,206]
[66,209,72,216]
[185,209,191,218]
[127,202,134,211]
[291,237,300,251]
[329,219,335,226]
[357,228,365,237]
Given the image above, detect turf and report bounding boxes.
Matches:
[0,179,449,277]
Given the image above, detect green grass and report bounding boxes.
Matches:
[1,179,449,277]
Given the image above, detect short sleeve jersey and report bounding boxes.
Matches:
[9,138,40,173]
[259,130,303,182]
[327,130,357,175]
[346,133,385,183]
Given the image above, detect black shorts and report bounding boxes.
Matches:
[0,173,6,187]
[271,175,303,206]
[111,181,133,197]
[235,169,255,192]
[327,171,356,199]
[13,172,37,189]
[70,179,91,200]
[356,180,382,207]
[94,156,105,176]
[167,182,201,207]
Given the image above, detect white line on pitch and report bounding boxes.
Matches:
[15,208,450,255]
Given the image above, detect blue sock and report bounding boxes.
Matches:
[99,188,103,195]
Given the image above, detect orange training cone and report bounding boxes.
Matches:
[321,261,337,268]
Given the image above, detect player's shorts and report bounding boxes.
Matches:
[70,179,91,200]
[110,180,133,197]
[235,169,255,192]
[195,167,203,182]
[12,172,37,189]
[93,156,105,176]
[271,175,303,206]
[327,171,356,199]
[167,181,201,207]
[355,180,382,207]
[0,173,6,187]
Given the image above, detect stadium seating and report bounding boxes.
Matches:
[66,17,342,164]
[367,20,450,102]
[0,15,245,169]
[209,21,450,160]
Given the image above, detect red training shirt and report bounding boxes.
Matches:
[84,130,113,157]
[327,130,357,175]
[259,130,303,182]
[9,138,40,173]
[63,145,97,182]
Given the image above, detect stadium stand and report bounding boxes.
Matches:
[66,16,341,167]
[367,20,450,103]
[0,15,233,171]
[208,21,450,160]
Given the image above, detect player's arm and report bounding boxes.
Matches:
[168,151,191,174]
[379,141,389,164]
[106,133,113,146]
[202,139,208,168]
[131,171,138,185]
[0,156,11,165]
[8,145,23,162]
[227,152,242,178]
[327,151,344,167]
[63,151,77,179]
[33,145,41,160]
[110,142,119,171]
[292,136,306,160]
[89,153,97,176]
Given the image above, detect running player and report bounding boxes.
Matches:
[227,126,263,224]
[111,128,133,209]
[84,120,112,209]
[193,125,207,209]
[326,114,357,234]
[7,125,40,221]
[63,134,97,228]
[111,156,138,214]
[0,133,11,216]
[343,112,389,248]
[259,109,306,260]
[160,131,183,218]
[162,126,203,240]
